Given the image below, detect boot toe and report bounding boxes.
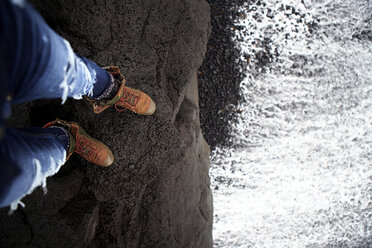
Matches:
[144,99,156,115]
[101,149,114,167]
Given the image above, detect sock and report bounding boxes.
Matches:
[92,74,121,100]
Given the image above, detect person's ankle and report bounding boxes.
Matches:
[46,123,75,159]
[91,74,120,101]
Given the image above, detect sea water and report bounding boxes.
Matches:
[211,0,372,247]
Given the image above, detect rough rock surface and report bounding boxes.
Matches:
[0,0,212,247]
[198,0,247,149]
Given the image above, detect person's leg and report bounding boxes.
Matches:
[0,0,152,210]
[0,120,114,210]
[0,0,114,210]
[0,126,68,210]
[0,0,112,116]
[1,0,157,120]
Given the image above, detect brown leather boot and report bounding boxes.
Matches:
[44,119,114,167]
[87,66,156,115]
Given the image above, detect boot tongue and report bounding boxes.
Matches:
[67,131,76,157]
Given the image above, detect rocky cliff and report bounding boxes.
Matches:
[0,0,212,247]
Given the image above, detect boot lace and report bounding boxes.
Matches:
[115,89,140,112]
[75,135,101,161]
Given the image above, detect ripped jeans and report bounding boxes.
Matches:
[0,0,111,209]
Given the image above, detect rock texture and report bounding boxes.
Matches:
[198,0,247,149]
[0,0,212,247]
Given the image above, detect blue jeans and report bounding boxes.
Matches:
[0,0,112,209]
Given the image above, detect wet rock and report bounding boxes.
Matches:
[198,0,247,149]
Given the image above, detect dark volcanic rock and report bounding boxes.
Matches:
[0,0,212,247]
[198,0,247,149]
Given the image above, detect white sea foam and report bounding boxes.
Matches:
[212,0,372,247]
